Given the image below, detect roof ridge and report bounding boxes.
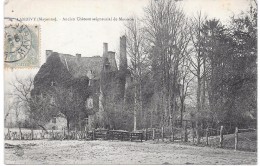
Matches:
[59,54,102,58]
[57,52,103,79]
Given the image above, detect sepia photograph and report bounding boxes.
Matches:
[3,0,257,165]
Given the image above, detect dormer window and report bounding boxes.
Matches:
[51,81,56,86]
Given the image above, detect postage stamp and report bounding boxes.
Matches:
[4,17,40,68]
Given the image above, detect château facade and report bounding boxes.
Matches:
[31,36,130,130]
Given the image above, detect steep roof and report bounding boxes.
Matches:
[58,54,103,79]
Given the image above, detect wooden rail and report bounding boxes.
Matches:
[5,126,256,151]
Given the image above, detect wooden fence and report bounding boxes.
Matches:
[3,127,214,142]
[4,128,92,140]
[194,126,256,151]
[4,128,144,142]
[5,126,256,151]
[234,127,256,151]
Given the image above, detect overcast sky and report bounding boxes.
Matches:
[4,0,252,94]
[4,0,251,58]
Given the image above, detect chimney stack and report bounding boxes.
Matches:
[119,35,127,71]
[108,51,117,71]
[76,53,81,61]
[46,50,53,61]
[103,43,108,58]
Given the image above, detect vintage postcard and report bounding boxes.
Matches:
[4,0,257,165]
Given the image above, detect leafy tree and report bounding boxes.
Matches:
[199,1,257,129]
[52,76,90,132]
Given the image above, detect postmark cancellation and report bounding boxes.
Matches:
[4,18,40,68]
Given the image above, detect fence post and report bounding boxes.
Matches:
[84,127,86,139]
[19,128,22,140]
[80,130,83,139]
[31,129,34,140]
[171,127,174,142]
[205,127,209,145]
[63,128,66,139]
[235,127,238,151]
[145,129,147,141]
[41,130,44,139]
[152,128,155,141]
[52,129,54,139]
[92,129,96,140]
[75,130,78,140]
[184,122,188,142]
[219,126,223,148]
[161,127,164,142]
[192,127,195,144]
[7,128,10,140]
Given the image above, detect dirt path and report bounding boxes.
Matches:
[5,140,257,165]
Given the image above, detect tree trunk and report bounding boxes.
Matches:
[38,124,48,133]
[219,126,224,148]
[180,98,184,127]
[196,66,202,144]
[170,94,175,142]
[196,122,201,144]
[202,55,206,109]
[78,114,82,131]
[139,84,143,128]
[150,107,153,128]
[67,119,70,133]
[184,121,188,142]
[134,84,137,131]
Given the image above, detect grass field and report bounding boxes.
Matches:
[5,140,257,165]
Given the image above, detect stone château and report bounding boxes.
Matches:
[31,36,130,130]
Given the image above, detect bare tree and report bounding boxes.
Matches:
[9,75,53,131]
[144,0,190,135]
[9,76,34,104]
[125,16,148,131]
[189,11,208,144]
[178,58,194,127]
[4,100,12,127]
[12,101,24,139]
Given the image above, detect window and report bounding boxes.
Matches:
[84,118,89,125]
[50,96,55,104]
[52,117,56,123]
[86,97,93,109]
